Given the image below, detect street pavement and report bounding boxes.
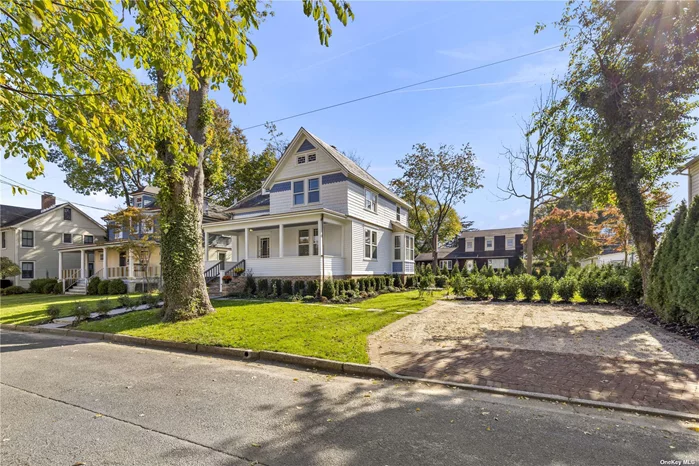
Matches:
[1,330,698,466]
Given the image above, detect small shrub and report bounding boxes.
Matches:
[434,276,448,288]
[1,285,27,295]
[42,282,55,294]
[257,279,269,295]
[282,280,293,295]
[600,275,626,304]
[418,275,433,297]
[579,277,600,304]
[302,295,316,302]
[293,280,303,295]
[470,274,490,300]
[487,276,505,300]
[29,278,57,294]
[405,276,414,288]
[519,275,536,301]
[87,276,101,295]
[117,295,134,309]
[72,303,92,326]
[46,304,61,321]
[625,264,643,304]
[274,279,283,297]
[306,280,319,297]
[95,299,112,316]
[502,276,519,301]
[98,280,110,295]
[556,277,577,303]
[450,273,465,297]
[108,279,127,295]
[322,279,335,299]
[245,276,257,294]
[53,282,63,294]
[537,276,556,303]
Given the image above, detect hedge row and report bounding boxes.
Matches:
[90,277,128,295]
[441,265,642,304]
[242,274,416,302]
[647,198,699,324]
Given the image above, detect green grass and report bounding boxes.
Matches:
[0,293,137,325]
[79,291,439,363]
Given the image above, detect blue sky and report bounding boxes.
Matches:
[0,1,692,227]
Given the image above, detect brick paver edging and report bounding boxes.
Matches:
[3,323,696,421]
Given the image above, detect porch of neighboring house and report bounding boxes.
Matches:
[203,210,348,289]
[57,243,161,295]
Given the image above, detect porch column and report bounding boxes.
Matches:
[102,247,107,278]
[80,249,85,279]
[58,251,62,278]
[204,230,210,262]
[340,224,345,258]
[128,249,134,278]
[279,225,284,258]
[244,228,249,261]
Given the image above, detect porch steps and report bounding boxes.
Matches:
[65,279,87,295]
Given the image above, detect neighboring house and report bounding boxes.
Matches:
[415,227,524,271]
[202,127,416,279]
[580,249,637,267]
[0,194,106,287]
[677,155,699,203]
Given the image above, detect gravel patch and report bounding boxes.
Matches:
[371,300,699,365]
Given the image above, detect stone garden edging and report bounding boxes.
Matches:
[2,323,695,421]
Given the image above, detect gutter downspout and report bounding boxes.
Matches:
[320,213,325,295]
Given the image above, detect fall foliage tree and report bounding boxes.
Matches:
[530,208,601,264]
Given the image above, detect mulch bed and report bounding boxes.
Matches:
[622,304,699,344]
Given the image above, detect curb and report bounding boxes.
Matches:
[2,323,695,421]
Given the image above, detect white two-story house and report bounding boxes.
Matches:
[202,128,416,280]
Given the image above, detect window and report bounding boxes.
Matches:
[439,260,453,270]
[84,235,94,245]
[406,236,414,261]
[308,154,317,162]
[488,258,507,269]
[364,229,377,260]
[258,237,270,258]
[21,262,34,279]
[396,206,401,221]
[485,237,494,251]
[1,232,5,249]
[365,189,378,213]
[21,230,34,248]
[506,237,515,250]
[63,207,72,220]
[297,155,306,165]
[99,252,104,261]
[466,240,474,251]
[63,233,72,244]
[298,229,319,256]
[394,236,401,261]
[135,196,143,208]
[308,178,320,203]
[293,181,304,205]
[119,252,127,267]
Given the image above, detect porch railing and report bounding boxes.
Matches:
[204,260,224,284]
[107,265,161,279]
[224,259,246,277]
[107,266,129,278]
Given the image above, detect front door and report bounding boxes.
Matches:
[87,252,95,277]
[218,252,226,267]
[258,237,270,258]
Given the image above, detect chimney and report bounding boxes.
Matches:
[41,192,56,210]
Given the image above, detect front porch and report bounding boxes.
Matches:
[204,209,348,280]
[57,243,161,294]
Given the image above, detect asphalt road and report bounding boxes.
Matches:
[1,330,697,466]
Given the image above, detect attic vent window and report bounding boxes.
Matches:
[308,154,316,162]
[297,156,306,165]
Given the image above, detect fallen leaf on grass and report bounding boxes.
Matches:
[251,443,261,448]
[94,414,103,418]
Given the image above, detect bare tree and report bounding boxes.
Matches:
[342,148,371,171]
[497,84,565,274]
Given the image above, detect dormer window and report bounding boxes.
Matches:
[365,188,378,213]
[297,156,306,165]
[63,208,71,220]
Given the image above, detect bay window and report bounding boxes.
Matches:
[394,236,401,260]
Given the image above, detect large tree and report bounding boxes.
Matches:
[530,207,601,264]
[2,1,353,321]
[391,143,483,271]
[497,84,566,274]
[546,0,699,292]
[406,195,463,253]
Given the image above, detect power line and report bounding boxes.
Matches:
[0,176,118,213]
[242,43,563,131]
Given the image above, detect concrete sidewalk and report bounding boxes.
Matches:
[2,330,698,465]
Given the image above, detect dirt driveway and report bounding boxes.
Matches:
[369,300,699,414]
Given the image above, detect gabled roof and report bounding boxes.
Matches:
[130,186,160,196]
[1,205,44,228]
[263,128,410,209]
[1,202,105,231]
[415,248,458,262]
[227,190,270,211]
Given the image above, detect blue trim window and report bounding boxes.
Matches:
[293,181,304,205]
[308,178,320,203]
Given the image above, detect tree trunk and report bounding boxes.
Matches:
[431,232,439,273]
[157,56,215,322]
[526,180,536,275]
[609,139,655,294]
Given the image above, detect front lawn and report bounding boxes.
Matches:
[0,294,133,325]
[79,291,439,363]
